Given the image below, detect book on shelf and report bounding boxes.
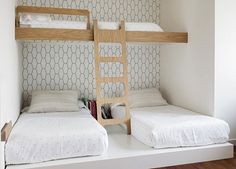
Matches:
[81,98,97,120]
[81,98,112,120]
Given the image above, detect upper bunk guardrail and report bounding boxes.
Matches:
[15,6,91,29]
[15,6,188,43]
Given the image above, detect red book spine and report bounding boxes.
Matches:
[94,101,97,120]
[91,101,96,120]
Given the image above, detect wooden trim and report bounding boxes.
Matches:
[97,30,123,42]
[1,121,12,142]
[99,57,124,63]
[16,6,90,30]
[99,119,129,126]
[97,97,128,104]
[127,31,188,43]
[16,28,188,43]
[16,28,93,41]
[16,6,90,16]
[99,77,126,83]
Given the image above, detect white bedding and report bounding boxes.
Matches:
[20,20,88,30]
[97,22,163,32]
[20,20,163,32]
[5,108,108,165]
[111,105,230,149]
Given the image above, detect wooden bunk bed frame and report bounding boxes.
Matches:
[15,6,188,133]
[15,6,188,43]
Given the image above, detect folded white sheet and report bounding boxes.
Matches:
[20,20,88,30]
[98,21,163,32]
[111,105,230,149]
[20,19,163,32]
[20,13,51,23]
[5,109,108,165]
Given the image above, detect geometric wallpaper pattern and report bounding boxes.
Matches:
[18,0,161,106]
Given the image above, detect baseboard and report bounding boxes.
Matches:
[229,139,236,146]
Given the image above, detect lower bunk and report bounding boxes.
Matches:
[6,125,233,169]
[5,104,108,166]
[111,105,230,149]
[3,89,234,169]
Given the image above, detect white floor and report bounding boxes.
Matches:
[7,125,234,169]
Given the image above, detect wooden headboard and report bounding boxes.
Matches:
[15,6,91,29]
[1,121,12,142]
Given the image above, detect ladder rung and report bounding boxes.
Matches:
[98,30,123,42]
[99,77,125,83]
[97,97,128,104]
[99,57,124,63]
[100,118,129,126]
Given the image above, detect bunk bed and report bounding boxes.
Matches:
[15,6,189,130]
[6,5,233,169]
[15,6,188,43]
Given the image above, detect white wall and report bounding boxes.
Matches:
[160,0,215,116]
[215,0,236,141]
[0,0,21,168]
[160,0,236,142]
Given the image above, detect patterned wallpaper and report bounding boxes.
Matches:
[18,0,161,106]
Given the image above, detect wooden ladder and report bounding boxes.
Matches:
[94,20,131,134]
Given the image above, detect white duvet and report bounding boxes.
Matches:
[5,109,108,165]
[20,20,163,32]
[20,20,88,30]
[111,105,230,149]
[97,21,163,32]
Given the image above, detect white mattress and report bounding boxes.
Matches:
[5,108,108,165]
[97,22,163,32]
[111,105,230,149]
[20,20,163,32]
[20,20,88,30]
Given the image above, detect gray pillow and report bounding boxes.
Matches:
[28,90,80,113]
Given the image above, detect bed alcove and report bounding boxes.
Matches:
[1,0,234,169]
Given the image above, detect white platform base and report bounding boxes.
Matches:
[230,139,236,146]
[7,125,234,169]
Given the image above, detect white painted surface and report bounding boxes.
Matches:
[0,0,21,168]
[6,126,233,169]
[0,78,4,169]
[160,0,215,116]
[215,0,236,140]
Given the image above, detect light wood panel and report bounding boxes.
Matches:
[99,77,126,83]
[97,97,128,105]
[97,30,123,42]
[16,6,90,29]
[94,20,131,134]
[16,28,93,41]
[1,121,12,142]
[16,28,188,43]
[127,31,188,43]
[99,57,124,63]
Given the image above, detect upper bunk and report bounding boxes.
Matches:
[15,6,188,43]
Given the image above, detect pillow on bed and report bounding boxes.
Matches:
[129,88,168,108]
[20,13,51,24]
[27,90,80,113]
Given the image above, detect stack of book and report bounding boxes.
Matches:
[82,98,112,120]
[82,98,97,120]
